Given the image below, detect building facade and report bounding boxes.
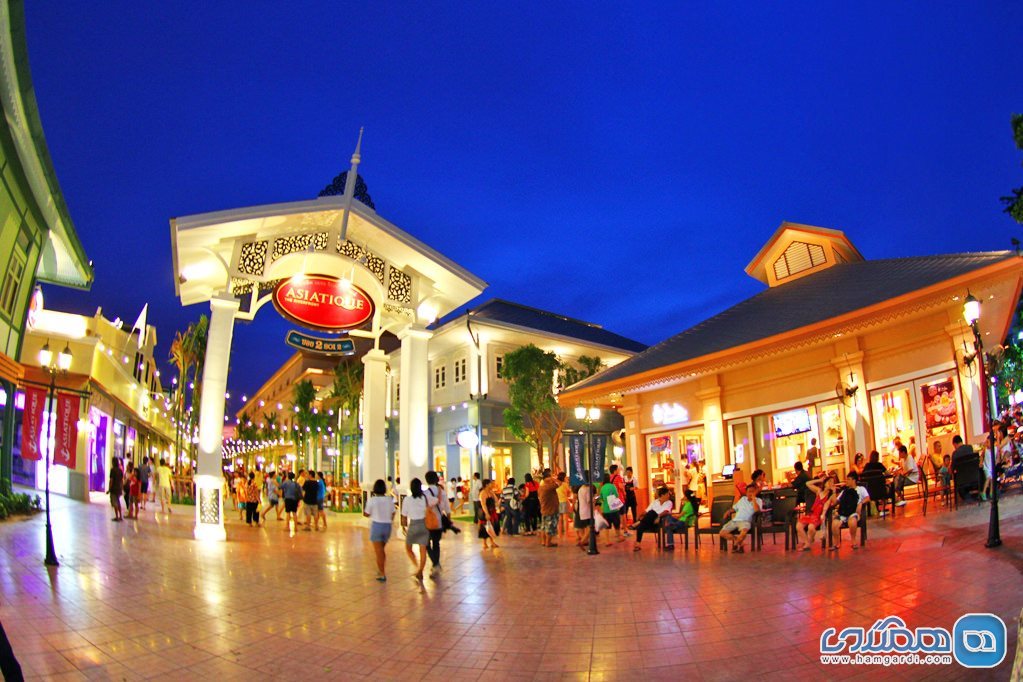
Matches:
[0,0,93,486]
[15,299,174,500]
[235,299,646,488]
[561,223,1023,511]
[389,299,645,484]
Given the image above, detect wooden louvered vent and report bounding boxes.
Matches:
[773,241,827,281]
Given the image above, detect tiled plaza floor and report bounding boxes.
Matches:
[1,489,1022,681]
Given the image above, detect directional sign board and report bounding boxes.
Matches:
[285,330,356,356]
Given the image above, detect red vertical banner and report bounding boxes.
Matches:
[20,386,47,461]
[53,393,80,468]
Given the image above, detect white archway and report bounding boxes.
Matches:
[171,194,486,541]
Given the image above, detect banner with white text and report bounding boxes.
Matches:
[53,392,80,468]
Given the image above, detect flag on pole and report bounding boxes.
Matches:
[20,386,47,461]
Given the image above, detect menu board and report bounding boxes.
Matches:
[921,379,958,435]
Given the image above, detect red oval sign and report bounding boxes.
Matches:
[272,275,375,331]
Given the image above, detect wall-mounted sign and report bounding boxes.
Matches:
[273,275,375,331]
[285,330,356,356]
[652,402,689,426]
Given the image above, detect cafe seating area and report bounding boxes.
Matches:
[665,454,1019,556]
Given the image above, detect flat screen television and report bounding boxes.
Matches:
[773,408,813,438]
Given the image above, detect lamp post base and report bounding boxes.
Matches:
[43,522,59,567]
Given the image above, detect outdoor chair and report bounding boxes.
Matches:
[825,506,868,548]
[696,497,734,551]
[928,468,952,510]
[860,472,891,519]
[759,491,798,550]
[953,461,982,509]
[656,515,690,550]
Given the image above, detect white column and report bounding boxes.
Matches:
[361,348,388,488]
[833,351,871,465]
[194,294,239,542]
[947,325,983,440]
[398,325,432,490]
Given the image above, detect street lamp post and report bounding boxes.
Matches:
[38,341,72,567]
[963,293,1000,548]
[575,404,601,556]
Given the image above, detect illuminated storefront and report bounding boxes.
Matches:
[562,222,1023,510]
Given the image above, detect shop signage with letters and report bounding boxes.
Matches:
[652,402,689,426]
[273,275,375,331]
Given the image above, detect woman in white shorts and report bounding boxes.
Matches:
[401,478,429,581]
[364,479,395,582]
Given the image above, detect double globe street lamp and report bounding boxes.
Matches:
[962,293,1001,549]
[574,403,600,556]
[38,340,72,567]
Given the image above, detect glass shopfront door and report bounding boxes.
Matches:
[870,373,962,471]
[727,418,753,481]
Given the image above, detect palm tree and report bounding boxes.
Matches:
[291,380,319,469]
[327,359,364,482]
[167,331,191,466]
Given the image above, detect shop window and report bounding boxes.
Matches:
[773,241,827,281]
[0,252,25,319]
[770,406,818,473]
[453,356,467,384]
[870,386,916,466]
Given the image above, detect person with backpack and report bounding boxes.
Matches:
[423,470,445,578]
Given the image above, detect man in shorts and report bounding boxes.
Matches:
[537,468,560,548]
[719,483,762,553]
[830,471,869,550]
[302,473,320,531]
[137,456,151,510]
[280,472,301,528]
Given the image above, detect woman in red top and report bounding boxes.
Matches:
[522,473,540,535]
[795,475,834,551]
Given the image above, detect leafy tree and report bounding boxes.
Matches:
[1002,113,1023,224]
[502,347,605,472]
[503,345,560,470]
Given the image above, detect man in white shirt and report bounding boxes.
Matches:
[719,484,763,553]
[631,487,674,552]
[893,444,919,506]
[470,473,482,520]
[831,471,869,549]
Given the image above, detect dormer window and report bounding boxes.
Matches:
[772,241,827,281]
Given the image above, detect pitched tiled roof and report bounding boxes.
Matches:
[567,251,1016,392]
[460,299,647,353]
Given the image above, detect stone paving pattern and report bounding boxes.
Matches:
[1,490,1021,680]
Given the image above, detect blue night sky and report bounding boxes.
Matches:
[23,2,1023,402]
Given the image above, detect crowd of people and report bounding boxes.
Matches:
[105,455,174,521]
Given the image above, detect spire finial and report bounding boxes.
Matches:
[351,126,364,165]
